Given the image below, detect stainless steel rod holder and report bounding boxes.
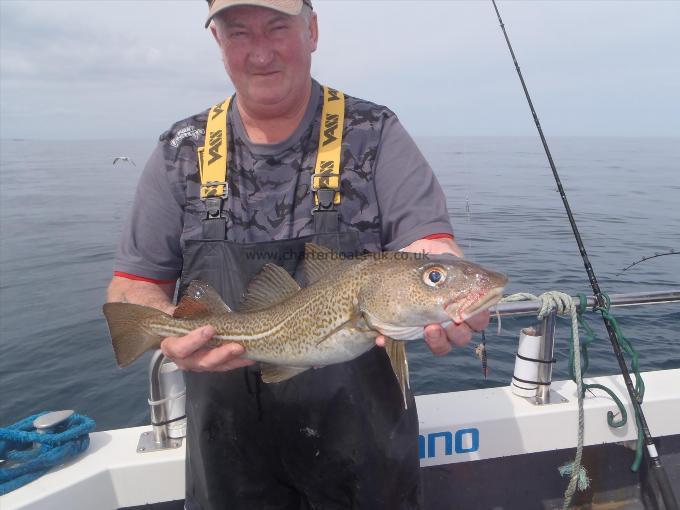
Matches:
[149,351,168,445]
[536,309,557,404]
[136,351,185,453]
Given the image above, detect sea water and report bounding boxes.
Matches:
[1,137,678,429]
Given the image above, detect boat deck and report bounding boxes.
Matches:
[2,369,679,510]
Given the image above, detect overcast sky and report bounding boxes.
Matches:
[1,1,678,140]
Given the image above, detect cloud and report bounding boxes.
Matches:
[1,2,213,87]
[0,1,232,138]
[0,1,678,139]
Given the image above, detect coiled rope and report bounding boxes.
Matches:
[500,291,588,509]
[498,291,645,508]
[0,412,95,495]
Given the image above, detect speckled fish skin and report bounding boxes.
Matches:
[104,250,507,376]
[151,259,376,368]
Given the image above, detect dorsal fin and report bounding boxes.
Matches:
[238,264,301,313]
[174,281,231,318]
[300,243,344,286]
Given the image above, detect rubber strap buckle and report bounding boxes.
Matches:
[314,189,336,211]
[204,197,223,219]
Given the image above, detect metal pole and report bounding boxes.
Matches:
[137,351,185,453]
[149,351,168,446]
[536,309,557,404]
[489,289,680,318]
[490,2,678,507]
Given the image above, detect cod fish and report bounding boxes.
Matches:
[103,244,507,405]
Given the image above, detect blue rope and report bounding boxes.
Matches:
[0,412,95,495]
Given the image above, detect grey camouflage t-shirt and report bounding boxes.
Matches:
[114,81,453,281]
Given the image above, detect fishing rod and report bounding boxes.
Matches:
[490,2,679,509]
[618,249,679,275]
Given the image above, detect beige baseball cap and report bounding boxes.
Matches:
[205,0,313,28]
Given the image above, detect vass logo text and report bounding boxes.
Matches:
[208,130,223,165]
[319,160,335,173]
[322,113,339,147]
[327,88,341,102]
[211,100,226,120]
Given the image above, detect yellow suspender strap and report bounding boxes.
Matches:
[198,88,344,205]
[198,96,232,200]
[313,86,345,207]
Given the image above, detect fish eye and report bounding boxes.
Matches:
[423,266,446,287]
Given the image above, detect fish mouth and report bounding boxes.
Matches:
[445,287,505,324]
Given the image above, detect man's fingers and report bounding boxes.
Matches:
[423,321,476,355]
[424,324,452,356]
[161,325,216,360]
[168,342,254,372]
[160,325,255,372]
[444,322,473,347]
[464,310,491,333]
[193,342,249,371]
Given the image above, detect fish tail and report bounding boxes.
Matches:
[102,303,168,368]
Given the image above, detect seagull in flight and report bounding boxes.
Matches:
[113,157,136,166]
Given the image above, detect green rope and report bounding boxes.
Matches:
[598,295,645,471]
[569,293,645,472]
[500,291,588,509]
[499,289,647,510]
[570,294,627,427]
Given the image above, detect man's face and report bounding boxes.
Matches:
[211,6,318,110]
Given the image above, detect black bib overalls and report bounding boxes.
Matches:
[180,150,421,510]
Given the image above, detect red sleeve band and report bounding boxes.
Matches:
[113,272,177,285]
[423,233,455,240]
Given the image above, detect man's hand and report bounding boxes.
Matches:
[422,310,490,356]
[107,277,255,373]
[374,311,490,354]
[161,325,256,372]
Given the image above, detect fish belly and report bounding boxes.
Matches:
[307,326,377,366]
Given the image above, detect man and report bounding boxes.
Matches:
[108,1,489,508]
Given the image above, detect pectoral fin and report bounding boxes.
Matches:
[260,363,309,383]
[383,337,411,410]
